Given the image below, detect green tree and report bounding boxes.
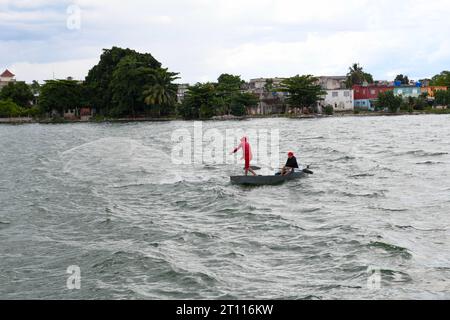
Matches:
[377,91,402,113]
[280,75,325,113]
[216,74,244,115]
[0,99,23,117]
[230,92,259,116]
[430,71,450,87]
[109,56,154,117]
[85,47,162,115]
[0,82,34,107]
[143,68,179,117]
[346,63,374,88]
[395,74,410,85]
[434,90,450,106]
[39,80,87,116]
[178,83,217,119]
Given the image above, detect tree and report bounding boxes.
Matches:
[0,82,34,107]
[85,47,162,115]
[216,74,245,115]
[39,80,87,116]
[109,56,154,117]
[346,63,374,88]
[143,68,179,117]
[280,75,325,113]
[395,74,410,85]
[230,92,259,116]
[377,91,402,113]
[0,99,23,117]
[430,71,450,87]
[178,83,217,119]
[434,90,450,106]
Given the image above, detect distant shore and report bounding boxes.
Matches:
[0,110,448,125]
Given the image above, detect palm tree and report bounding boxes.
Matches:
[143,68,180,117]
[346,63,373,88]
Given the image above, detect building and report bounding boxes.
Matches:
[353,84,394,110]
[176,83,190,103]
[420,86,447,99]
[317,76,347,90]
[319,89,354,112]
[0,69,16,89]
[393,86,422,98]
[246,78,287,115]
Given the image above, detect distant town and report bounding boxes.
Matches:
[1,47,449,123]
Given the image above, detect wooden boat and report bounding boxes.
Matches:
[230,170,308,186]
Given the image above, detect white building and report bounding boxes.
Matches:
[177,83,190,103]
[0,69,16,89]
[319,89,354,112]
[317,76,347,90]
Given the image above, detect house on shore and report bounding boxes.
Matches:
[317,76,347,90]
[353,84,394,110]
[420,86,447,99]
[0,69,16,89]
[245,78,287,115]
[393,85,422,98]
[319,89,354,112]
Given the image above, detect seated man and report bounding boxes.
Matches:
[281,151,299,176]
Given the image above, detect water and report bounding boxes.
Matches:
[0,115,449,300]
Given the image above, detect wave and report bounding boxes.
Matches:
[416,161,443,165]
[368,241,412,259]
[350,173,376,178]
[399,150,448,157]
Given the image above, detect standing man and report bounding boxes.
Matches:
[232,136,257,176]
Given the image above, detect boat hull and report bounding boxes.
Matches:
[230,171,306,186]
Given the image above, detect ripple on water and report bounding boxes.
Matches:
[368,241,412,259]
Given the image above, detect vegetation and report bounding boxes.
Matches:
[0,81,34,107]
[430,71,450,87]
[177,74,258,120]
[345,63,374,88]
[143,68,179,117]
[39,80,88,116]
[280,75,325,113]
[434,89,450,107]
[84,47,166,117]
[395,74,410,85]
[376,91,402,113]
[323,105,334,115]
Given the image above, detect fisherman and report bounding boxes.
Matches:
[232,136,257,176]
[281,151,299,176]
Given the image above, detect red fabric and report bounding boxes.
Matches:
[233,136,253,168]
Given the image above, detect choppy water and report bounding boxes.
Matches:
[1,115,449,300]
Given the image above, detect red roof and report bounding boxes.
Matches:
[1,69,15,78]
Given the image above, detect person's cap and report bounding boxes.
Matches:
[288,151,294,156]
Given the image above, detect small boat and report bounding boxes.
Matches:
[231,170,310,186]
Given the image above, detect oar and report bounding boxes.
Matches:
[303,165,314,174]
[244,166,262,171]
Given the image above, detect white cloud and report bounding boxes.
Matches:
[9,58,98,82]
[1,0,449,83]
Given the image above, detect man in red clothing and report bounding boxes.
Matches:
[232,136,257,176]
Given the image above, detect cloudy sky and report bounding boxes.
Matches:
[1,0,450,83]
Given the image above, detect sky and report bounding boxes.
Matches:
[1,0,450,84]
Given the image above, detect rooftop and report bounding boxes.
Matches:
[1,69,15,78]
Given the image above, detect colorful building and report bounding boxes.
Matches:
[420,86,447,98]
[353,84,394,110]
[393,86,421,98]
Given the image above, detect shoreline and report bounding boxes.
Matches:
[0,111,448,125]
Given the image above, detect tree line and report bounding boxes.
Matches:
[1,48,449,119]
